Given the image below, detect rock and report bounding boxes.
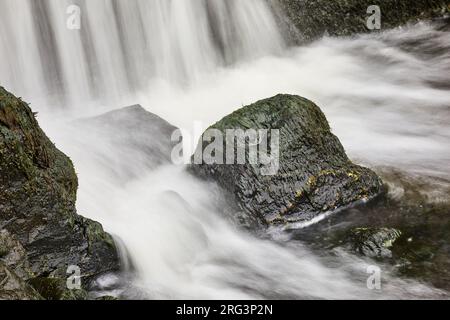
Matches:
[0,230,33,280]
[190,94,383,228]
[27,277,88,300]
[72,105,179,182]
[0,86,119,282]
[0,263,42,300]
[273,0,450,43]
[348,227,402,258]
[96,295,119,300]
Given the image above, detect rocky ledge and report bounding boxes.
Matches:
[273,0,450,43]
[0,87,120,300]
[190,94,383,229]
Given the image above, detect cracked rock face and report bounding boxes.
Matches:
[0,86,119,282]
[190,94,383,228]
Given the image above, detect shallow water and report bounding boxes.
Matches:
[1,1,449,299]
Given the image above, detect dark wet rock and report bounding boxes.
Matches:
[190,94,383,228]
[348,227,402,258]
[0,86,119,284]
[27,277,88,300]
[274,0,450,43]
[72,105,179,181]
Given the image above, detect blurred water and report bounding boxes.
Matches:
[1,0,449,299]
[0,0,284,106]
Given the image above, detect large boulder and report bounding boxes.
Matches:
[0,86,119,282]
[273,0,450,43]
[190,94,383,228]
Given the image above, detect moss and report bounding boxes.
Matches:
[83,218,116,251]
[28,277,88,300]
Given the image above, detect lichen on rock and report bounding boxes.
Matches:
[190,94,383,228]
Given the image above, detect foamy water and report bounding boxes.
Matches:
[1,0,449,299]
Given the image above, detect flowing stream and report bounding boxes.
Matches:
[1,0,449,299]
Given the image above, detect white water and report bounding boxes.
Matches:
[0,0,284,107]
[1,1,449,299]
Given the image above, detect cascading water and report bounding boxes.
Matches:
[0,0,284,108]
[1,0,449,299]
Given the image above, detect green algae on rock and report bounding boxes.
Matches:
[0,86,119,285]
[190,94,383,228]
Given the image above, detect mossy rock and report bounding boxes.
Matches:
[28,277,88,300]
[190,95,383,228]
[0,86,120,282]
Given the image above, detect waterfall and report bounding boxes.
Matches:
[0,0,285,108]
[2,1,449,299]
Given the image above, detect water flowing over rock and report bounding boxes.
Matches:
[0,87,119,285]
[0,0,284,107]
[190,95,383,228]
[71,105,179,182]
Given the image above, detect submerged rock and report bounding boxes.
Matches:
[190,94,383,228]
[0,263,42,300]
[274,0,450,43]
[27,277,88,300]
[0,87,119,286]
[72,105,179,181]
[349,227,402,259]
